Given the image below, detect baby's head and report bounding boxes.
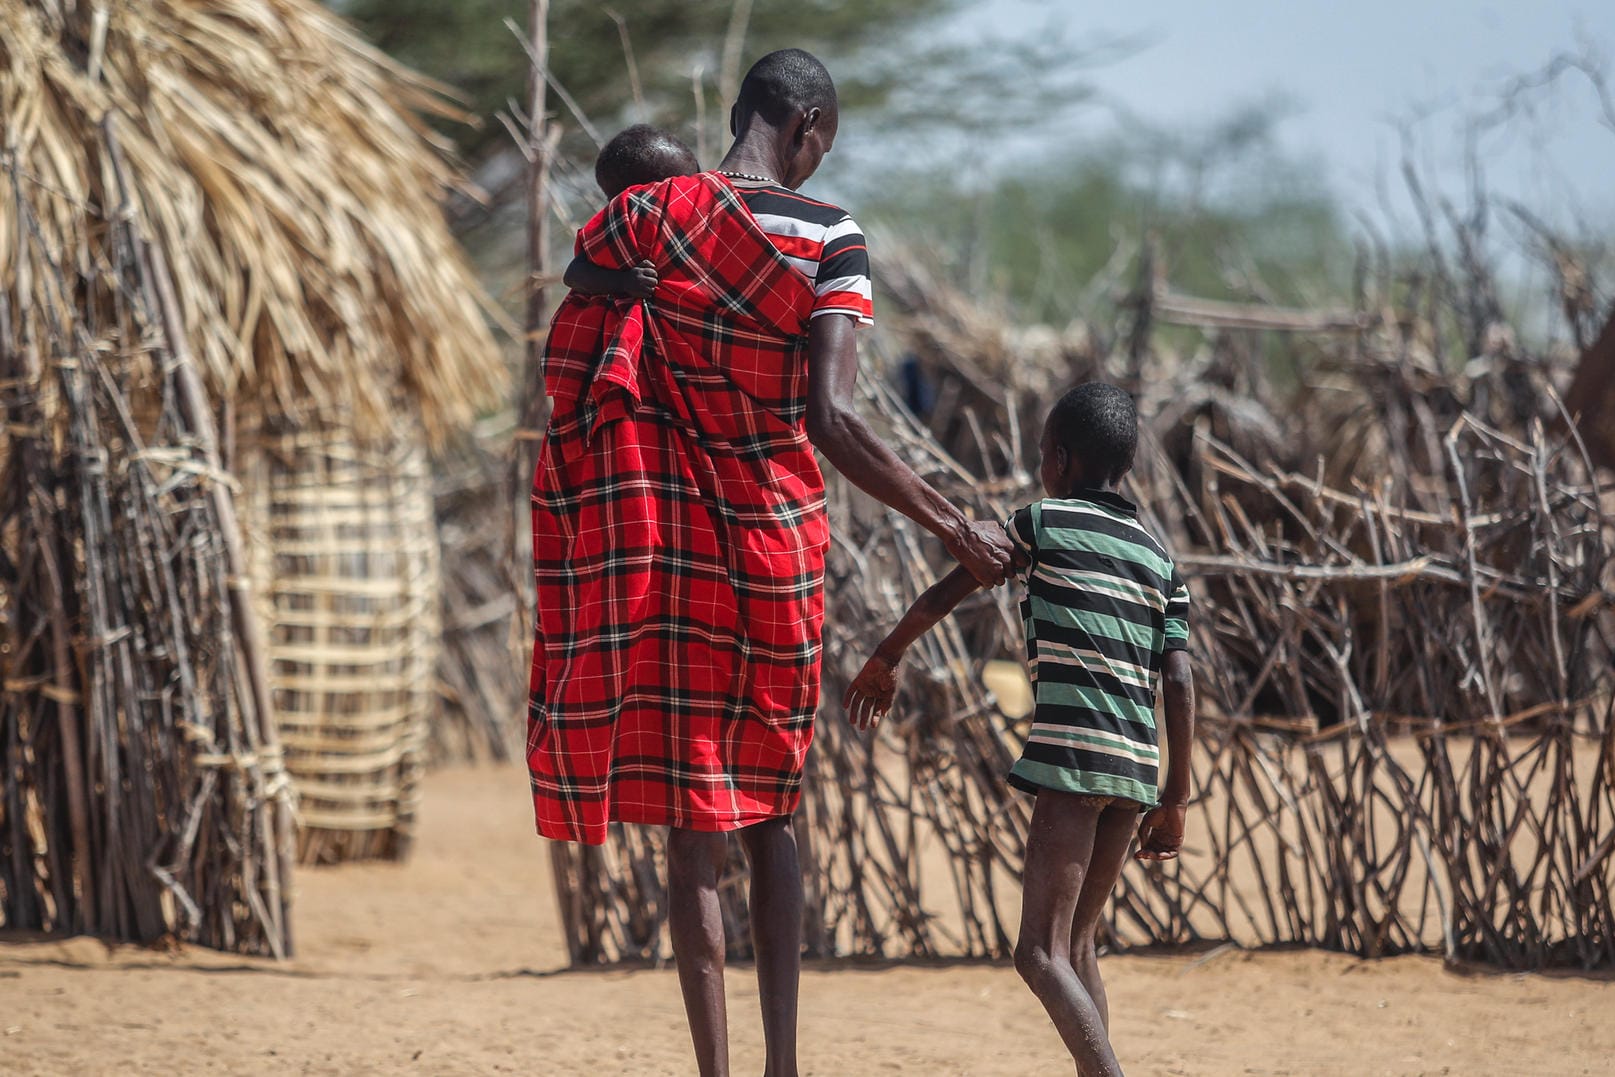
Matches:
[594,124,700,200]
[1039,382,1137,497]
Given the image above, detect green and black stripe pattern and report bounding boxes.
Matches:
[1003,490,1190,806]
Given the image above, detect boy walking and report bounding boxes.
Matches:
[845,382,1195,1075]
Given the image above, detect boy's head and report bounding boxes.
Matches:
[1040,382,1138,495]
[594,124,700,199]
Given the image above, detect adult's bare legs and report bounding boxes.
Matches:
[1068,805,1142,1031]
[739,816,802,1077]
[1013,791,1123,1076]
[668,827,732,1077]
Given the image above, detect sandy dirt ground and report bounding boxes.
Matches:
[3,765,1613,1076]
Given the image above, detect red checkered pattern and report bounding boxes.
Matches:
[528,173,831,845]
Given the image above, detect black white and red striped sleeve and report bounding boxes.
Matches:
[813,216,873,325]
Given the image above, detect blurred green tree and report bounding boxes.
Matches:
[861,102,1356,323]
[330,1,1351,325]
[335,0,979,159]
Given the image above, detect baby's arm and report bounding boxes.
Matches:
[1136,649,1194,861]
[562,255,658,298]
[843,566,982,730]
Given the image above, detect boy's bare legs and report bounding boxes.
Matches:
[668,827,732,1077]
[738,817,803,1077]
[1069,805,1142,1031]
[1014,791,1124,1076]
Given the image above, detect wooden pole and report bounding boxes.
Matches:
[718,0,754,129]
[516,0,553,491]
[1152,290,1369,334]
[509,0,555,646]
[514,0,583,968]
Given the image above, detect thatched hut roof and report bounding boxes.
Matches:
[0,0,504,443]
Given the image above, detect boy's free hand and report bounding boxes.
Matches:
[626,259,659,299]
[1134,802,1187,862]
[843,654,899,731]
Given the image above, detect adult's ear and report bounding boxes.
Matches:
[796,106,821,144]
[729,102,740,138]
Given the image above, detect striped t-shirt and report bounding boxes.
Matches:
[724,175,874,325]
[1003,490,1191,806]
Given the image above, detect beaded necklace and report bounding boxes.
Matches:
[716,169,779,185]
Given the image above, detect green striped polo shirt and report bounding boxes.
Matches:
[1003,490,1190,806]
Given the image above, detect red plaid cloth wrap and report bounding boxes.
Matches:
[528,173,830,844]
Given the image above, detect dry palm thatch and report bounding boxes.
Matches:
[2,0,507,944]
[1,0,505,446]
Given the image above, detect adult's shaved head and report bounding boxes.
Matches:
[723,49,839,190]
[735,48,838,127]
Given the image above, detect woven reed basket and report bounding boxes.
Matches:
[240,421,442,864]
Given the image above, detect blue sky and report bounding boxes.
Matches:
[941,0,1614,229]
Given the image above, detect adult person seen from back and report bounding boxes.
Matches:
[527,48,1015,1077]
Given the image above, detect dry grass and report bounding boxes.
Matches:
[0,0,504,446]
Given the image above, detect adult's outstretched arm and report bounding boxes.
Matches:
[804,313,1014,586]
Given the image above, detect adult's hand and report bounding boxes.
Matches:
[945,519,1015,587]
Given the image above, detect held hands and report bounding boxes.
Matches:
[626,259,659,299]
[1134,802,1187,862]
[946,519,1016,587]
[843,653,899,731]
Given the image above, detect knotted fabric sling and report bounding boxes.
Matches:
[528,173,828,845]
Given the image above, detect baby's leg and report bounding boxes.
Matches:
[1068,804,1142,1031]
[1013,790,1124,1076]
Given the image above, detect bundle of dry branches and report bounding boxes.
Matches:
[427,418,521,765]
[1113,415,1613,967]
[1,115,293,955]
[2,0,508,940]
[544,235,1615,969]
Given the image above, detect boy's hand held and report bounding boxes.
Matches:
[843,654,898,731]
[1134,802,1187,862]
[947,519,1015,587]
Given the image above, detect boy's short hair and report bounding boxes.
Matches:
[1048,382,1138,483]
[594,125,700,199]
